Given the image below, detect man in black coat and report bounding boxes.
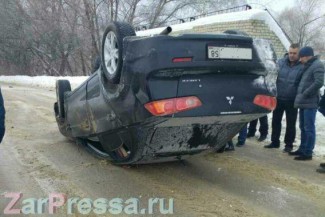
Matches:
[264,44,303,152]
[289,46,324,160]
[0,88,5,143]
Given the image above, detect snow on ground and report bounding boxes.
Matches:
[315,112,325,156]
[0,75,324,157]
[0,75,88,89]
[136,9,291,50]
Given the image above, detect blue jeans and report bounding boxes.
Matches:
[238,123,248,144]
[298,109,317,156]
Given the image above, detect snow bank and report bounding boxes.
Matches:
[0,75,88,89]
[136,9,290,51]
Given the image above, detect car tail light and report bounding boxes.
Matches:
[172,57,192,63]
[253,95,277,111]
[144,96,202,116]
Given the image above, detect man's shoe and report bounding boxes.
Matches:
[247,132,255,138]
[294,155,312,161]
[264,143,279,148]
[258,135,267,142]
[316,167,325,173]
[236,142,245,147]
[320,163,325,168]
[225,146,235,151]
[288,150,303,156]
[227,140,234,146]
[283,147,293,153]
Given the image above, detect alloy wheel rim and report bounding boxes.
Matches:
[104,31,119,75]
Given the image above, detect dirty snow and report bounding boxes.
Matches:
[136,9,291,51]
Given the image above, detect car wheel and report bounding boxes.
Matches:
[101,22,135,84]
[56,80,71,118]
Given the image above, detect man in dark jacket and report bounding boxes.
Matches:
[289,46,325,160]
[264,44,303,152]
[0,88,5,143]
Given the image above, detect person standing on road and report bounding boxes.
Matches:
[247,116,268,142]
[289,46,324,160]
[264,44,303,152]
[236,124,248,147]
[0,88,5,143]
[223,140,235,152]
[217,124,248,152]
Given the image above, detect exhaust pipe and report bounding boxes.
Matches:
[160,26,172,35]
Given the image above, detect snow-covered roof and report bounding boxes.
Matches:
[136,9,290,51]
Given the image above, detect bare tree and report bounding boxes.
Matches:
[0,0,33,75]
[134,0,195,28]
[132,0,245,28]
[118,0,142,23]
[0,0,248,76]
[188,0,246,14]
[82,0,100,59]
[277,0,325,51]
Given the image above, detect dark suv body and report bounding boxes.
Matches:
[54,22,277,164]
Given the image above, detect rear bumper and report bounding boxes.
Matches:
[155,113,267,127]
[102,119,248,164]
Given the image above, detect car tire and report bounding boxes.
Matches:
[56,80,71,118]
[224,29,249,36]
[101,22,136,84]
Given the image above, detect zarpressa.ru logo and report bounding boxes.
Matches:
[1,193,174,215]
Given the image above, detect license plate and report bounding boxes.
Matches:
[208,46,252,60]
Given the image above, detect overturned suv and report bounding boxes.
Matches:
[54,22,277,165]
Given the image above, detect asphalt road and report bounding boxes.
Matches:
[0,85,324,217]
